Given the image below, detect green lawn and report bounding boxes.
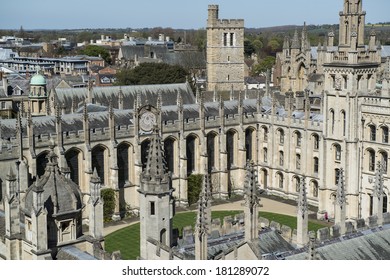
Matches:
[105,210,326,260]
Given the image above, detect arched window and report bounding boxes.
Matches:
[261,169,268,188]
[369,125,376,141]
[335,144,341,161]
[279,129,285,145]
[330,109,335,134]
[382,126,389,143]
[341,111,346,136]
[279,151,284,166]
[245,128,254,162]
[262,126,268,142]
[186,135,197,175]
[226,130,236,170]
[335,168,340,185]
[65,149,81,185]
[207,133,217,173]
[313,134,320,150]
[117,143,130,188]
[296,154,301,170]
[295,131,302,147]
[312,181,319,198]
[36,151,49,177]
[263,147,268,163]
[164,137,175,174]
[92,145,106,185]
[314,157,319,174]
[380,151,388,173]
[294,176,300,192]
[368,149,375,172]
[278,173,284,189]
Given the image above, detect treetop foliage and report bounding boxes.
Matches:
[115,62,189,86]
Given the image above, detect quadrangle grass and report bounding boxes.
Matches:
[105,210,327,260]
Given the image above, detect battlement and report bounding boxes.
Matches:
[209,19,245,29]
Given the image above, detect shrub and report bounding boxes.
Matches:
[101,188,116,222]
[187,174,203,206]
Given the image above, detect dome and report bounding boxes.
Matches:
[24,151,83,217]
[30,73,47,86]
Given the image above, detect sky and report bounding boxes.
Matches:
[1,0,389,30]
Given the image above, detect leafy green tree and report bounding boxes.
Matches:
[267,39,281,53]
[101,188,116,222]
[187,174,203,206]
[80,45,111,64]
[252,39,264,54]
[115,63,189,86]
[244,39,255,57]
[252,56,276,75]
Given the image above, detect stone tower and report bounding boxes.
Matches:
[320,0,381,220]
[138,128,174,260]
[339,0,366,51]
[206,4,245,92]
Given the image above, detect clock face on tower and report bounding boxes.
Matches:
[139,111,156,132]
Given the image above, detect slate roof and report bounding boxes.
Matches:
[56,246,97,260]
[53,82,196,114]
[286,224,390,260]
[177,228,294,260]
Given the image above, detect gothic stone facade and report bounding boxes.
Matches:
[1,0,390,228]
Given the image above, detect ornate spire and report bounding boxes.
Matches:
[373,161,384,198]
[117,88,124,111]
[298,176,308,217]
[108,97,114,119]
[142,127,168,182]
[196,173,212,236]
[291,28,300,49]
[90,168,102,203]
[83,102,88,121]
[336,168,346,207]
[244,161,259,209]
[307,231,317,260]
[283,36,290,50]
[176,90,183,111]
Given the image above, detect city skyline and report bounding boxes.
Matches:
[1,0,389,30]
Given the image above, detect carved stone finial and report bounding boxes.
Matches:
[336,168,346,207]
[298,176,308,217]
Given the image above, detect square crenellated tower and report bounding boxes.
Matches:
[206,5,245,92]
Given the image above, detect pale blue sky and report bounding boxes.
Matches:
[1,0,389,30]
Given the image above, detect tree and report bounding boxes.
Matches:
[244,39,255,57]
[187,174,203,206]
[267,39,281,53]
[80,45,111,64]
[115,62,189,86]
[252,39,264,55]
[252,56,276,76]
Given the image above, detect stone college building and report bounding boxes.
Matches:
[1,0,390,259]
